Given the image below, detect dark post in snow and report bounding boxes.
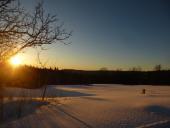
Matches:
[142,88,146,94]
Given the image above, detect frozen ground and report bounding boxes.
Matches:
[1,84,170,128]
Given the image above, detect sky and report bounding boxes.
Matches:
[19,0,170,70]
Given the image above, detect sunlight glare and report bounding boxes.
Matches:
[10,55,22,66]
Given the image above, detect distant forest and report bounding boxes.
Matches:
[0,64,170,88]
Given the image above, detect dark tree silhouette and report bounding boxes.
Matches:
[154,64,162,71]
[0,0,71,121]
[100,67,108,71]
[0,0,71,62]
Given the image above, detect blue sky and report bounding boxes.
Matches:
[21,0,170,70]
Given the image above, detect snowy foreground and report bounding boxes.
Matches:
[1,84,170,128]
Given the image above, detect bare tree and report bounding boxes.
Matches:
[36,51,48,101]
[0,0,71,63]
[154,64,162,71]
[130,66,142,71]
[0,0,71,121]
[100,67,108,71]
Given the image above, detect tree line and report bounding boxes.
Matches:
[0,64,170,89]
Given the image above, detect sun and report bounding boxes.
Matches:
[10,55,22,66]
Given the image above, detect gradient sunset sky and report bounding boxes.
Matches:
[19,0,170,70]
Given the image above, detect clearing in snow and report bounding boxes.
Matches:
[1,84,170,128]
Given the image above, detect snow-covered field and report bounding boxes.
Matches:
[1,84,170,128]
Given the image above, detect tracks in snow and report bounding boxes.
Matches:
[47,102,93,128]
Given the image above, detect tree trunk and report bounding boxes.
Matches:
[0,86,4,122]
[42,85,47,101]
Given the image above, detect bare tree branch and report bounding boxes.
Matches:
[0,0,72,63]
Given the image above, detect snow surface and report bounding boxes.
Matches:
[1,84,170,128]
